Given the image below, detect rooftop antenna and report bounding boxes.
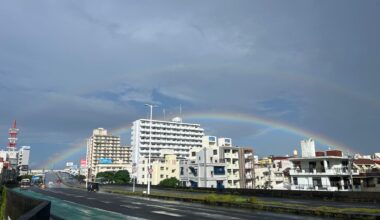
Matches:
[163,109,166,121]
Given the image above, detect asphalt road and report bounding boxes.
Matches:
[31,172,329,220]
[101,184,380,209]
[32,187,328,220]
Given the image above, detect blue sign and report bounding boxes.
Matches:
[99,158,113,164]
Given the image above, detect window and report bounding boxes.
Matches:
[213,150,217,155]
[160,167,164,170]
[191,152,196,156]
[214,166,225,175]
[142,175,144,178]
[378,178,380,184]
[160,175,164,178]
[293,177,298,185]
[172,169,176,173]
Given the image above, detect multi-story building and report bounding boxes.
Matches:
[352,158,380,192]
[137,152,180,185]
[181,136,254,189]
[131,117,204,164]
[180,146,227,188]
[86,128,132,179]
[289,139,359,191]
[17,146,30,175]
[238,148,255,188]
[254,156,292,189]
[0,146,31,176]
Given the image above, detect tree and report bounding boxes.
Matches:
[75,175,86,182]
[113,170,130,184]
[96,171,115,183]
[158,177,180,188]
[95,170,130,184]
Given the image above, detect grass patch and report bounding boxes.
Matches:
[203,194,242,204]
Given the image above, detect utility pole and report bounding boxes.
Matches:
[204,147,207,188]
[145,103,158,195]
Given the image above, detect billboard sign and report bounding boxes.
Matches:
[66,162,74,167]
[80,159,87,168]
[99,158,112,164]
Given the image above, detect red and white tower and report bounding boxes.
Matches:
[8,120,19,151]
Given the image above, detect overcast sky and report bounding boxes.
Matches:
[0,0,379,168]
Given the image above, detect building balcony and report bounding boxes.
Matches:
[290,168,359,176]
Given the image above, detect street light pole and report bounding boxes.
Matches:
[145,103,157,195]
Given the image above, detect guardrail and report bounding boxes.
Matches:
[4,188,51,220]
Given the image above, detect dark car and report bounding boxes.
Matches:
[87,182,99,192]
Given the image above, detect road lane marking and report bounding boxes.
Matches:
[86,197,96,200]
[120,204,140,209]
[101,201,112,204]
[151,211,182,217]
[193,212,241,220]
[74,195,84,198]
[145,204,180,211]
[131,202,144,205]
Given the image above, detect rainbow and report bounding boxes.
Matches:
[39,111,357,169]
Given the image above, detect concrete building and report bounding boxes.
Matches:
[352,158,380,192]
[180,146,227,188]
[131,117,204,164]
[86,128,132,179]
[289,144,359,191]
[137,152,180,185]
[238,148,255,188]
[200,136,254,188]
[254,156,292,189]
[0,146,31,176]
[17,146,30,175]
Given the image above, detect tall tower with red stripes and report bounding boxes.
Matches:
[8,120,19,151]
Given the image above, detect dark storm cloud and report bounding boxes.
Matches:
[0,0,379,167]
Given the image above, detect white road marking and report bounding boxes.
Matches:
[131,202,144,205]
[151,210,182,217]
[193,212,241,220]
[145,204,180,211]
[101,201,112,204]
[120,204,140,209]
[86,197,96,200]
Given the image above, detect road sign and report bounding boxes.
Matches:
[148,168,153,174]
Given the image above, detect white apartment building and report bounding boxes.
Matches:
[131,117,204,164]
[254,156,292,189]
[289,139,359,191]
[17,146,30,175]
[137,152,180,185]
[180,147,227,188]
[0,146,31,176]
[86,128,132,179]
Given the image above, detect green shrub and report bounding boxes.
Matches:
[247,197,258,204]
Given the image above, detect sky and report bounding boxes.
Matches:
[0,0,379,169]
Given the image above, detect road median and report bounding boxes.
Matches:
[104,189,380,220]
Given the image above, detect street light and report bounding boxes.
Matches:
[145,103,158,195]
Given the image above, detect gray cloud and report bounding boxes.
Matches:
[0,0,379,167]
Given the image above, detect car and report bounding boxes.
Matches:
[87,182,99,192]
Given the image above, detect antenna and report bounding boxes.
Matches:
[163,109,166,121]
